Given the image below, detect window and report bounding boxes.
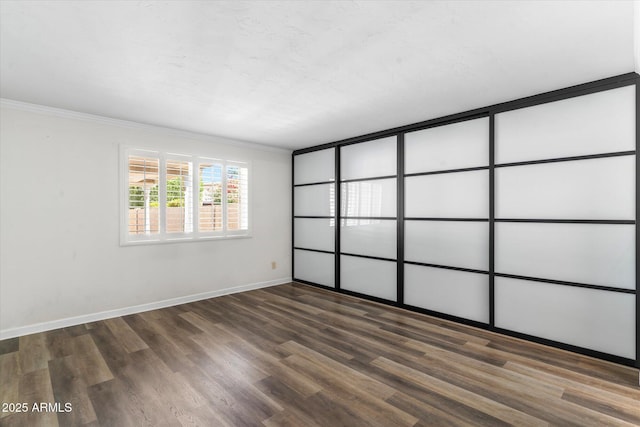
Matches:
[121,147,250,245]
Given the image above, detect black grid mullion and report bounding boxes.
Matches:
[341,175,397,183]
[335,147,341,290]
[495,150,635,169]
[405,165,489,177]
[397,134,404,305]
[635,80,639,368]
[489,114,496,328]
[293,180,335,187]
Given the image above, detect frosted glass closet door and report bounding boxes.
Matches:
[405,171,489,218]
[405,117,489,173]
[341,255,396,301]
[294,184,335,217]
[495,277,635,358]
[341,219,396,259]
[340,136,397,299]
[341,136,397,180]
[495,156,635,220]
[294,250,335,288]
[294,148,335,185]
[294,218,335,252]
[496,223,635,289]
[405,221,488,270]
[405,265,489,323]
[403,118,489,321]
[496,85,635,163]
[493,85,637,360]
[341,179,397,218]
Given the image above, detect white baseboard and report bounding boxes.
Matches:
[0,277,291,340]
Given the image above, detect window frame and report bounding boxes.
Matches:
[120,146,251,246]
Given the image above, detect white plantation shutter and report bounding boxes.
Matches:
[127,154,160,237]
[165,158,194,234]
[121,147,250,244]
[226,163,249,232]
[198,162,224,233]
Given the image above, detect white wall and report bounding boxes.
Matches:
[0,103,292,338]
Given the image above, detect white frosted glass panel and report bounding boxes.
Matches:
[496,223,635,289]
[294,184,335,217]
[294,218,335,252]
[405,221,488,270]
[405,117,489,173]
[341,256,396,301]
[496,86,636,163]
[495,156,635,220]
[495,278,635,358]
[405,171,488,218]
[405,265,489,323]
[341,179,396,217]
[294,250,334,288]
[341,136,397,180]
[341,219,396,259]
[294,148,335,185]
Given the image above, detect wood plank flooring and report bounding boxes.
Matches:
[0,282,638,426]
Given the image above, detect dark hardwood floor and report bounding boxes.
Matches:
[0,282,639,426]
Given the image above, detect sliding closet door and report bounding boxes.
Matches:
[293,148,336,287]
[404,117,490,323]
[291,76,637,367]
[494,85,636,359]
[340,136,397,301]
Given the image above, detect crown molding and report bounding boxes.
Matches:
[0,98,291,154]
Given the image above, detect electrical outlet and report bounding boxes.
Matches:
[271,261,277,270]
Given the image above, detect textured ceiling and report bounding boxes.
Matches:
[0,1,636,150]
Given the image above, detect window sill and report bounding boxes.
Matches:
[120,233,252,247]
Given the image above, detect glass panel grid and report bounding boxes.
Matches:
[340,219,396,259]
[340,179,396,218]
[294,183,336,217]
[405,264,489,323]
[294,148,335,185]
[495,85,635,164]
[405,117,489,174]
[291,83,638,367]
[405,170,489,218]
[495,223,635,289]
[405,221,488,271]
[341,136,397,181]
[294,218,335,252]
[495,156,635,220]
[294,249,335,288]
[340,255,397,301]
[495,277,635,359]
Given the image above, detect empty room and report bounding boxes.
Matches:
[0,1,638,426]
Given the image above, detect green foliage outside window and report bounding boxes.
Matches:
[166,177,184,207]
[129,176,235,208]
[129,186,145,208]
